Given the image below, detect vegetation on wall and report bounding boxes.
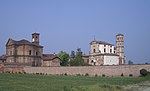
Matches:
[140,69,150,76]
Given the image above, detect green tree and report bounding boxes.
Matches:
[70,55,85,66]
[70,51,75,58]
[76,48,82,57]
[70,48,88,66]
[140,69,148,76]
[57,51,69,66]
[128,60,133,65]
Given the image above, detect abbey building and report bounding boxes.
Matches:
[89,34,125,65]
[5,33,60,67]
[5,33,43,66]
[3,33,125,67]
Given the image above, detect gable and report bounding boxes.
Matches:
[51,57,61,62]
[43,57,61,62]
[6,38,15,46]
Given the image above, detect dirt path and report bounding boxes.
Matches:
[142,87,150,91]
[124,81,150,91]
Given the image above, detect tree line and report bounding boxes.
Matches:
[57,48,89,66]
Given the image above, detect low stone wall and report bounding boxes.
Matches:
[24,64,150,77]
[0,66,4,72]
[0,66,24,73]
[0,64,150,77]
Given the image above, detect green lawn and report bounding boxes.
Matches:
[0,73,149,91]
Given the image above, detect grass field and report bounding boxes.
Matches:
[0,73,149,91]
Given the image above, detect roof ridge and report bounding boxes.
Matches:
[92,40,114,46]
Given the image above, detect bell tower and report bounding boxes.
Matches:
[116,34,125,64]
[32,33,40,45]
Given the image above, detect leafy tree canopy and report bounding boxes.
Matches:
[57,51,69,66]
[128,60,133,65]
[70,48,89,66]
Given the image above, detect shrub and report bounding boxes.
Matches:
[36,73,39,75]
[116,86,122,90]
[95,74,98,77]
[101,84,111,89]
[102,74,105,77]
[76,74,81,76]
[64,73,67,76]
[85,73,89,76]
[140,69,148,76]
[121,73,124,77]
[129,74,133,77]
[63,86,70,91]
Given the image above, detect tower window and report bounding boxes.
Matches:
[36,52,38,56]
[10,51,12,55]
[93,49,96,53]
[29,50,32,55]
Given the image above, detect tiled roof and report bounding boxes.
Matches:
[91,40,114,46]
[82,55,89,57]
[0,55,6,60]
[43,54,60,61]
[32,33,39,35]
[90,53,119,56]
[6,39,43,47]
[116,33,124,36]
[14,39,33,45]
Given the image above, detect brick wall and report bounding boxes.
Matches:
[1,66,24,73]
[24,64,150,77]
[0,66,4,72]
[0,64,150,77]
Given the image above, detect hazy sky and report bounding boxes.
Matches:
[0,0,150,64]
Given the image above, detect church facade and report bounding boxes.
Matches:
[5,33,43,66]
[89,34,125,65]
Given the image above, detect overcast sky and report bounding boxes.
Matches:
[0,0,150,64]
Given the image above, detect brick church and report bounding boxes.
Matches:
[5,33,43,66]
[5,33,60,67]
